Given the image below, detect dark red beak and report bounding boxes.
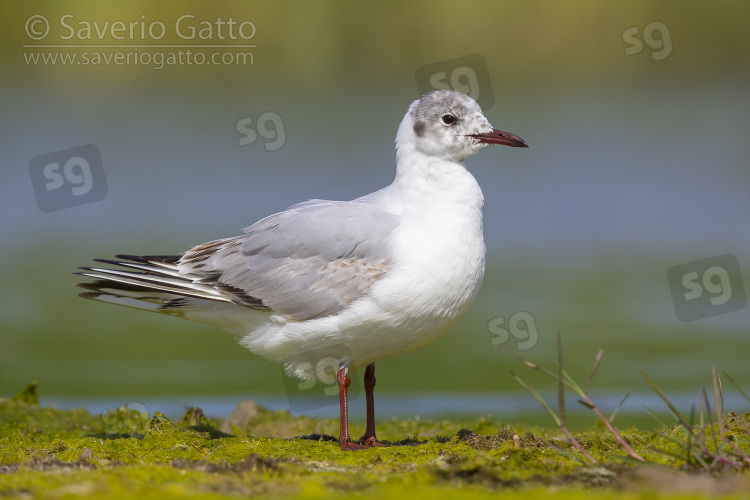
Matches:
[470,128,528,148]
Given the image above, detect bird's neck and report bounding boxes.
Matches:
[386,145,485,220]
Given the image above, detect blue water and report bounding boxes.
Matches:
[45,391,748,423]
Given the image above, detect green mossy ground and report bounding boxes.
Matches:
[1,383,749,499]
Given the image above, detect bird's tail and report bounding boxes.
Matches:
[75,254,233,315]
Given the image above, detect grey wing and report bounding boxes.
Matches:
[179,201,399,321]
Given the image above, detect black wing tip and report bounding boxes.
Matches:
[132,254,181,263]
[111,254,181,264]
[75,254,183,279]
[74,282,98,290]
[74,279,159,294]
[113,254,148,263]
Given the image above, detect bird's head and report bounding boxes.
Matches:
[397,90,528,163]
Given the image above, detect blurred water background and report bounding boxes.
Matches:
[1,1,748,428]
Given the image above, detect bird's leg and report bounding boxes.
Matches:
[357,363,386,447]
[336,364,369,451]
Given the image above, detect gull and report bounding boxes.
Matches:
[76,90,528,450]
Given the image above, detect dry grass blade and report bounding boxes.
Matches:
[509,371,595,462]
[701,388,713,425]
[699,396,706,452]
[642,369,750,471]
[581,395,646,462]
[641,371,692,431]
[586,349,604,393]
[722,371,750,404]
[560,427,596,463]
[577,399,594,409]
[609,392,631,423]
[727,435,750,467]
[712,367,725,441]
[494,345,578,392]
[552,334,595,463]
[502,335,644,463]
[557,333,565,428]
[701,388,718,453]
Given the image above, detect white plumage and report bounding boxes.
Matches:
[77,90,527,448]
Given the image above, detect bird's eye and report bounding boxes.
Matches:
[440,114,456,126]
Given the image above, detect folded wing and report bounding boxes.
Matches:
[77,200,399,321]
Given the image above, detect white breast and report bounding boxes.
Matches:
[357,158,487,361]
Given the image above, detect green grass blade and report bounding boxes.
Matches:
[510,371,561,427]
[549,442,587,465]
[643,405,674,428]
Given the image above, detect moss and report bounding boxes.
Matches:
[1,388,749,499]
[11,380,39,406]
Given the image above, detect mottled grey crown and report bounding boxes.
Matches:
[405,90,494,162]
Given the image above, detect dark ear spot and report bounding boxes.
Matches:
[413,120,426,137]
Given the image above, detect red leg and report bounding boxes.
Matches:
[357,363,386,447]
[337,365,369,451]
